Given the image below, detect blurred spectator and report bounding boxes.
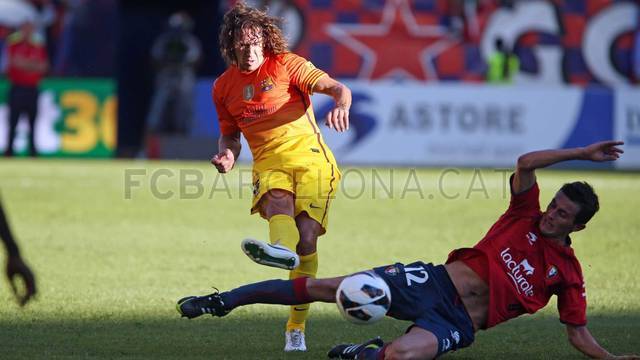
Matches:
[0,197,37,306]
[3,20,48,157]
[145,12,201,156]
[53,0,116,76]
[487,37,519,84]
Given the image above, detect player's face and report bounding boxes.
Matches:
[540,191,583,238]
[233,28,265,73]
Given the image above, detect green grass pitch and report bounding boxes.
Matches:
[0,159,638,359]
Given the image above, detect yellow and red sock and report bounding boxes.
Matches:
[286,252,318,332]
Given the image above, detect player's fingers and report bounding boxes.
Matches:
[335,110,345,132]
[334,109,343,132]
[341,110,349,132]
[332,109,340,132]
[8,275,18,297]
[325,113,333,129]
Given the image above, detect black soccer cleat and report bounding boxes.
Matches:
[176,290,229,319]
[327,337,384,359]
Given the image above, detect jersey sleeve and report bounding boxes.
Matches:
[281,53,327,94]
[557,265,587,326]
[212,79,239,136]
[504,173,541,217]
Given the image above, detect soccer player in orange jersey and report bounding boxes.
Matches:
[205,2,351,351]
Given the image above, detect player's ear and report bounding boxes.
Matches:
[572,223,586,232]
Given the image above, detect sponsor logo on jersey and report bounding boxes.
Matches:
[546,265,558,279]
[259,77,274,92]
[526,232,537,245]
[384,265,399,276]
[243,85,254,100]
[500,247,535,296]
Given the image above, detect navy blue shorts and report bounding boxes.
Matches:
[372,261,475,357]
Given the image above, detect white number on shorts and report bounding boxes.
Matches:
[404,265,429,286]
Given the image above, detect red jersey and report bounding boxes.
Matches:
[447,178,587,329]
[5,32,48,87]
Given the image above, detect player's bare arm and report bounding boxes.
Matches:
[566,325,638,359]
[1,200,36,306]
[513,141,624,194]
[211,132,241,173]
[313,75,351,133]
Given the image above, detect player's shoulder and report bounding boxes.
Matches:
[273,52,307,66]
[213,67,236,93]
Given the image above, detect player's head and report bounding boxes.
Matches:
[219,2,288,72]
[540,182,599,238]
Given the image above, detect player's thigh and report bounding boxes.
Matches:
[251,168,295,218]
[259,189,295,218]
[294,163,339,234]
[385,326,439,360]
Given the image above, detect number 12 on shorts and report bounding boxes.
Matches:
[405,265,429,286]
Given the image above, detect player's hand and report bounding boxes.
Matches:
[211,148,235,173]
[582,140,624,162]
[6,255,36,306]
[325,104,350,133]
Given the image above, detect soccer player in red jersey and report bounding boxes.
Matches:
[199,2,350,352]
[4,20,49,157]
[179,140,638,359]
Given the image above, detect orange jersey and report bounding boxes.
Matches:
[212,53,327,161]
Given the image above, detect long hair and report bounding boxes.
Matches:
[219,2,289,66]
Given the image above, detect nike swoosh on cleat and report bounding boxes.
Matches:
[309,204,321,209]
[293,307,307,311]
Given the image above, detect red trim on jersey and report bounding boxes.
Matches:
[448,175,587,329]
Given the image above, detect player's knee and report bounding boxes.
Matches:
[296,216,321,254]
[297,234,317,255]
[306,277,340,302]
[261,190,294,217]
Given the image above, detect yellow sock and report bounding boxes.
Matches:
[286,252,318,332]
[269,214,299,252]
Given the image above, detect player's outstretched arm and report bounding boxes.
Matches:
[566,325,638,359]
[1,200,37,306]
[513,141,624,194]
[313,75,351,133]
[211,132,241,173]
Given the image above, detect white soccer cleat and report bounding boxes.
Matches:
[241,238,300,270]
[284,329,307,352]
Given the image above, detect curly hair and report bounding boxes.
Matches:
[219,2,289,66]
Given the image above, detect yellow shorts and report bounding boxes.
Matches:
[250,135,341,234]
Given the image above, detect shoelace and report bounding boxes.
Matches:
[199,287,223,315]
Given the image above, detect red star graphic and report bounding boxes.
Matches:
[327,0,458,81]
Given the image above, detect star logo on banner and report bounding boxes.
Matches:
[326,0,459,81]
